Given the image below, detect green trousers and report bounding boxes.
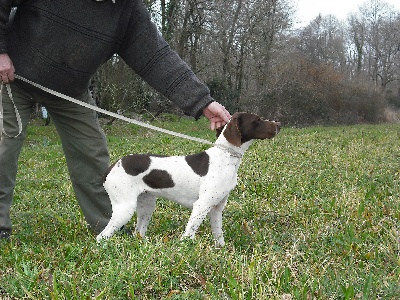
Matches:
[0,80,112,234]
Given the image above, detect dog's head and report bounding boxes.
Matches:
[216,112,281,147]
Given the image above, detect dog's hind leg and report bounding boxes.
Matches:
[135,193,156,238]
[208,196,228,247]
[96,197,138,242]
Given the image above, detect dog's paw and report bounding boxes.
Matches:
[180,234,196,245]
[96,234,108,243]
[214,239,225,248]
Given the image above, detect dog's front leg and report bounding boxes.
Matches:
[181,200,213,241]
[209,196,228,247]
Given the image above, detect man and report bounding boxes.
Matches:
[0,0,231,240]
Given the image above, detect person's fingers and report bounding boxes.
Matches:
[221,107,231,122]
[0,54,15,83]
[0,73,10,83]
[8,68,15,82]
[210,119,224,131]
[203,101,232,130]
[214,104,230,123]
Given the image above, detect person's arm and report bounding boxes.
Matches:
[0,1,21,53]
[0,1,12,54]
[0,1,20,83]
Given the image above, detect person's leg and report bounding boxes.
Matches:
[44,90,112,234]
[0,83,35,236]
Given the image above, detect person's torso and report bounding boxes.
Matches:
[8,0,132,97]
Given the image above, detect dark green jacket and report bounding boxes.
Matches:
[0,0,212,118]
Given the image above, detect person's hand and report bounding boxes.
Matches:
[203,101,231,130]
[0,53,15,83]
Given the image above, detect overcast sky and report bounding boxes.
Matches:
[294,0,400,27]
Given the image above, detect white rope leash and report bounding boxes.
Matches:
[0,82,23,139]
[1,75,213,145]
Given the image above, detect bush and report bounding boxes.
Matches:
[386,89,400,109]
[261,81,333,126]
[207,78,240,113]
[94,57,159,115]
[258,61,386,126]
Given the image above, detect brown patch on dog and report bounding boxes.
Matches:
[143,170,175,189]
[223,116,242,147]
[185,152,210,177]
[121,154,151,176]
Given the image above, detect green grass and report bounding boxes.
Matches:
[1,116,399,299]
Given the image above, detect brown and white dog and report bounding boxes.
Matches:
[97,112,280,246]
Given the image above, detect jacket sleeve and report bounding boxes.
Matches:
[118,1,213,119]
[0,0,22,54]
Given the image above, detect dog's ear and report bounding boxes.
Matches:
[223,116,242,147]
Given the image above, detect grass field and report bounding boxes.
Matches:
[0,115,399,299]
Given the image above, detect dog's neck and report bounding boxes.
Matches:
[214,135,253,159]
[214,143,243,158]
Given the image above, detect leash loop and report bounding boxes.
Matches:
[0,82,23,140]
[11,75,212,145]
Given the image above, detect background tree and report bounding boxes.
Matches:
[91,0,399,126]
